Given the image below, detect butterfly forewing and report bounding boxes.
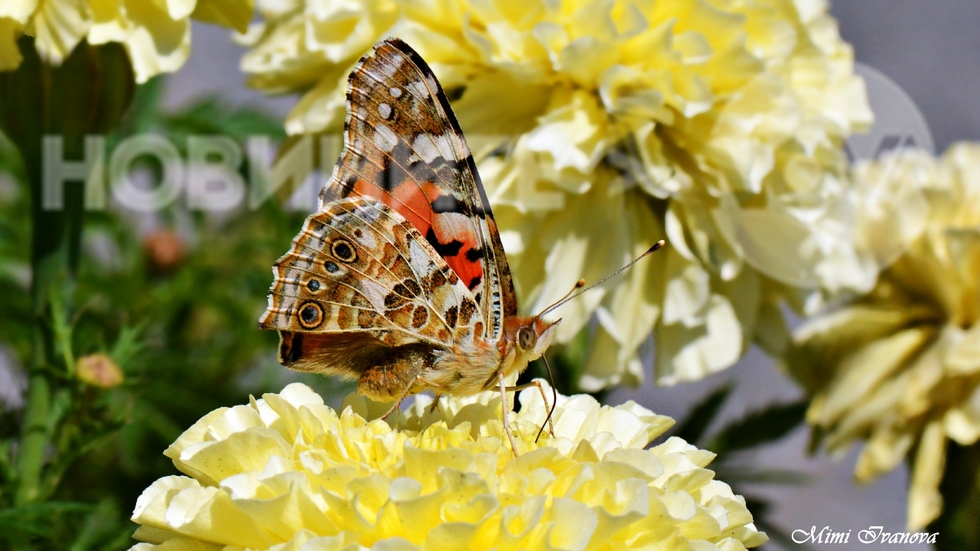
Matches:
[318,38,516,340]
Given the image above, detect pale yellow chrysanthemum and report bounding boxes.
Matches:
[784,143,980,530]
[0,0,253,82]
[241,0,873,388]
[130,381,767,550]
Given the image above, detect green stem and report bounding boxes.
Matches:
[7,59,84,508]
[14,376,51,506]
[930,441,980,550]
[14,105,87,507]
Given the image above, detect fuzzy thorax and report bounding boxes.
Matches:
[420,316,559,396]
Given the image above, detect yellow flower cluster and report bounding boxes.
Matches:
[785,143,980,530]
[241,0,873,389]
[130,382,767,550]
[0,0,253,82]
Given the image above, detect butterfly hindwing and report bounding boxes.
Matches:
[318,38,517,341]
[259,196,482,389]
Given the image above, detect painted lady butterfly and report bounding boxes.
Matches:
[259,38,558,430]
[259,38,663,449]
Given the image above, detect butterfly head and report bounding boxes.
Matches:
[499,315,560,376]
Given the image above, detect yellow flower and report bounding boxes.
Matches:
[130,382,767,550]
[0,0,253,82]
[242,0,873,388]
[784,143,980,530]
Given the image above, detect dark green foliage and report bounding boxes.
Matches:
[702,398,808,454]
[0,47,332,548]
[929,441,980,550]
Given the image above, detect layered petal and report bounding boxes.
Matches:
[4,0,253,81]
[131,382,767,550]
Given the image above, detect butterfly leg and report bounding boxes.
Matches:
[380,400,402,420]
[378,374,428,420]
[506,380,556,439]
[428,394,442,413]
[498,373,520,456]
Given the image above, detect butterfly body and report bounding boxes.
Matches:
[260,39,557,404]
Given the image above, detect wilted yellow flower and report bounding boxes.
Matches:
[130,382,767,550]
[784,143,980,530]
[242,0,873,388]
[0,0,253,81]
[76,353,124,388]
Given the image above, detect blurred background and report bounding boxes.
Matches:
[2,1,978,549]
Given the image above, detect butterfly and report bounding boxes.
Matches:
[259,38,665,451]
[258,38,561,447]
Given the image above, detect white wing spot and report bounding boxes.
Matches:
[434,133,459,161]
[379,55,404,77]
[408,238,436,278]
[408,80,429,100]
[353,228,377,250]
[374,124,399,153]
[353,203,383,223]
[412,133,441,163]
[390,87,402,98]
[378,103,392,119]
[360,278,389,308]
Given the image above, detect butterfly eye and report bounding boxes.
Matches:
[331,239,357,263]
[517,327,536,350]
[298,301,324,329]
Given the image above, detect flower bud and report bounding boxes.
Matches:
[76,353,123,388]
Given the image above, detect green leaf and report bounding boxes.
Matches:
[0,130,25,182]
[162,97,286,142]
[0,501,91,538]
[108,324,145,369]
[704,400,808,454]
[46,388,73,440]
[672,384,733,447]
[68,498,125,551]
[710,466,811,486]
[746,497,813,551]
[120,76,167,135]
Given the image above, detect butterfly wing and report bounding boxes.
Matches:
[259,196,482,382]
[318,38,516,341]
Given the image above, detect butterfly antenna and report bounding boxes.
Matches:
[535,354,559,443]
[537,240,666,319]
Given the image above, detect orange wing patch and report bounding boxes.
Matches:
[342,174,485,293]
